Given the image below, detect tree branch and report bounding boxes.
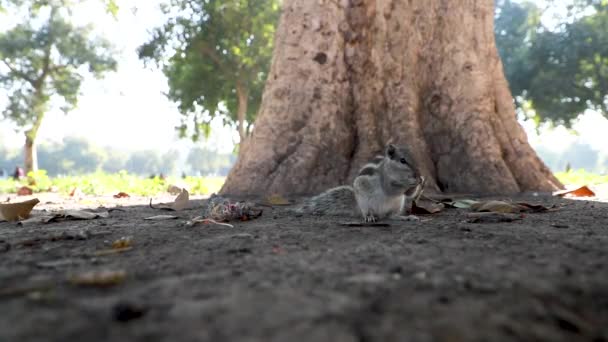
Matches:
[197,41,233,77]
[1,60,36,85]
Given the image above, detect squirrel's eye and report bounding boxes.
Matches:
[400,158,407,164]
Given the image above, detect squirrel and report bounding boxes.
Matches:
[296,143,425,222]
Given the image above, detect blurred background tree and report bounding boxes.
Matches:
[0,0,117,172]
[495,0,608,126]
[138,0,281,149]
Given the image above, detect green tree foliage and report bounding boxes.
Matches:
[138,0,280,144]
[495,0,608,126]
[0,0,117,172]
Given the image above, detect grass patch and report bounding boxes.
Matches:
[0,170,225,196]
[555,169,608,186]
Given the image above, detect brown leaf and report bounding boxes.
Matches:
[466,212,522,223]
[411,199,444,214]
[516,202,552,213]
[172,188,190,211]
[62,210,109,220]
[17,186,33,196]
[112,236,132,249]
[166,184,183,195]
[470,200,525,213]
[94,247,133,256]
[18,210,108,224]
[0,198,40,222]
[267,194,291,206]
[69,187,83,197]
[113,192,130,199]
[69,270,126,287]
[554,186,596,198]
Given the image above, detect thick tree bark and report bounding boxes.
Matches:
[24,133,37,173]
[221,0,562,196]
[24,107,44,174]
[235,81,249,149]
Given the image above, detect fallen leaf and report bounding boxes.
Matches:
[554,186,596,198]
[411,199,444,214]
[112,236,132,249]
[144,215,178,220]
[17,186,33,196]
[172,188,190,211]
[466,212,522,223]
[167,184,183,195]
[94,247,133,256]
[0,198,40,222]
[440,199,480,209]
[17,210,108,225]
[62,210,109,220]
[69,187,83,197]
[471,200,525,213]
[516,202,552,213]
[266,194,291,206]
[113,192,130,199]
[69,270,126,287]
[18,215,59,225]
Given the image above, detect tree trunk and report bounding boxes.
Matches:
[220,0,562,196]
[236,81,249,150]
[24,133,38,173]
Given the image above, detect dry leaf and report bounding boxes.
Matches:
[17,210,108,224]
[471,200,525,213]
[17,186,33,196]
[172,189,190,211]
[0,198,40,222]
[113,192,130,199]
[94,247,133,256]
[62,210,109,220]
[516,202,551,213]
[444,199,480,209]
[18,215,59,225]
[167,184,183,195]
[554,186,596,198]
[69,270,126,287]
[267,194,290,206]
[110,238,131,250]
[411,199,444,214]
[466,212,522,223]
[112,236,132,249]
[69,187,83,197]
[144,215,178,220]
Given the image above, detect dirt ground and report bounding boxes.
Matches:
[1,191,607,342]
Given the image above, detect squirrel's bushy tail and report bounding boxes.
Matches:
[295,185,358,216]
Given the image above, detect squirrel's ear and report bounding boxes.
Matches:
[386,144,396,158]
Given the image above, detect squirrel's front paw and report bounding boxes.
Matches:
[364,215,378,223]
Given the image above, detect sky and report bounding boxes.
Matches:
[0,0,607,159]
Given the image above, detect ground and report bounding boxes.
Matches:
[1,191,607,342]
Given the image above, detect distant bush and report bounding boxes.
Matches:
[0,171,225,196]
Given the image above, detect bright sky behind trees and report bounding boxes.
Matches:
[1,0,607,158]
